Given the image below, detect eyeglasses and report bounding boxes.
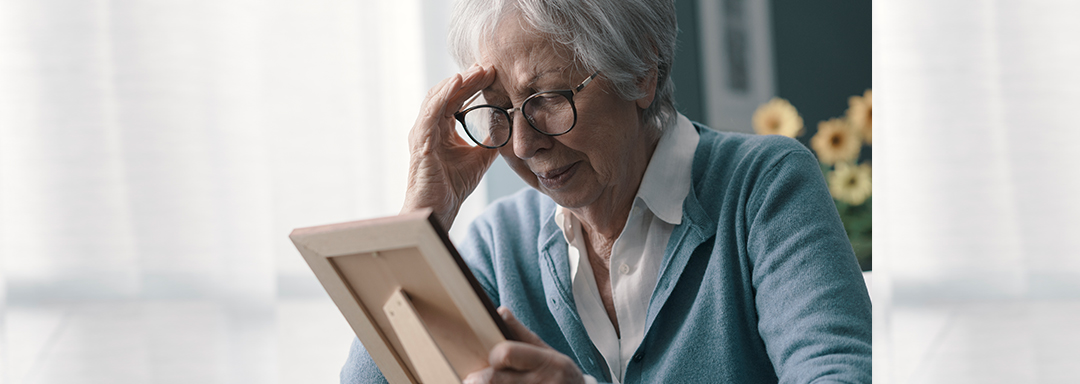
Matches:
[454,71,600,148]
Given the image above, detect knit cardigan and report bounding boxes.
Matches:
[341,125,872,384]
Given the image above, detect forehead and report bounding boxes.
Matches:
[480,13,576,89]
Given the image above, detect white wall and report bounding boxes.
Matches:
[0,0,463,382]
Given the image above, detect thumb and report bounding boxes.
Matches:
[467,141,499,166]
[498,307,549,348]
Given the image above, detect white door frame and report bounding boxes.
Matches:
[697,0,776,133]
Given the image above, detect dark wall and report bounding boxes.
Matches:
[490,0,870,203]
[670,0,871,145]
[671,0,706,124]
[770,0,872,146]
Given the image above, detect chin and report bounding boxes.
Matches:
[539,187,596,209]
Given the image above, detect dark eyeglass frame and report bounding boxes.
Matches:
[454,71,600,149]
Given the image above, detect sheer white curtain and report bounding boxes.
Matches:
[0,0,471,382]
[876,1,1080,383]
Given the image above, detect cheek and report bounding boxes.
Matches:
[562,126,629,177]
[498,150,539,186]
[580,146,617,181]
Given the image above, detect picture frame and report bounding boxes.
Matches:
[289,209,512,384]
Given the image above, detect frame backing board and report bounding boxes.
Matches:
[289,209,510,383]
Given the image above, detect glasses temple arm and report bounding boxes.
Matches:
[573,71,600,94]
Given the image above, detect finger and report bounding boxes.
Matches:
[489,341,552,371]
[434,73,463,121]
[445,65,497,119]
[441,67,487,143]
[441,65,480,110]
[442,66,494,146]
[416,74,463,143]
[447,64,486,100]
[448,63,485,100]
[421,74,457,116]
[449,64,493,102]
[420,63,486,122]
[488,369,534,384]
[463,367,493,384]
[487,358,584,384]
[498,307,549,347]
[415,75,461,144]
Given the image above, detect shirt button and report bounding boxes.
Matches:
[619,263,630,274]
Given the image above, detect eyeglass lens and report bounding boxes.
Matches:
[457,91,576,148]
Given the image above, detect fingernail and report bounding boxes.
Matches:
[463,372,482,384]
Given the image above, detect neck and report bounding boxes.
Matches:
[569,134,659,251]
[571,191,636,244]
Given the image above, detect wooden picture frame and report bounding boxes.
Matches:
[289,209,512,384]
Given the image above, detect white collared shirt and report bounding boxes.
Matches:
[554,114,699,383]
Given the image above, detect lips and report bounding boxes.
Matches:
[535,162,579,190]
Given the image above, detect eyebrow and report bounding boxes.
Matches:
[526,68,563,89]
[478,66,568,101]
[477,66,570,106]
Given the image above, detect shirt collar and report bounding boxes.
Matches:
[553,113,698,232]
[636,113,699,225]
[553,206,582,280]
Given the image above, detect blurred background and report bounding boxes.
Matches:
[0,0,1077,383]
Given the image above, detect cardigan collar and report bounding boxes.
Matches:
[533,122,720,380]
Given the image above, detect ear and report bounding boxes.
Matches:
[635,66,659,110]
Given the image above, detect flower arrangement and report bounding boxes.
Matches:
[752,90,873,271]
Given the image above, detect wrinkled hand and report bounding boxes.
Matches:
[401,64,498,230]
[464,307,586,384]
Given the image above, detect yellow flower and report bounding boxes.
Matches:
[811,118,862,165]
[828,162,872,205]
[752,98,803,137]
[847,89,872,144]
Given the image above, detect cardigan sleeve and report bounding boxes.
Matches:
[744,149,873,384]
[340,337,389,384]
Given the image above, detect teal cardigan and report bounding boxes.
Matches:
[342,125,872,383]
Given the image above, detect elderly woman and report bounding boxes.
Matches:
[343,0,871,383]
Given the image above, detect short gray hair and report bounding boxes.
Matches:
[447,0,678,133]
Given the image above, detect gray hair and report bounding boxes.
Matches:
[447,0,678,134]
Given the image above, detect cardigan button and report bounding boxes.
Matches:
[633,352,644,362]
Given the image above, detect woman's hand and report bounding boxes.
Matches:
[402,64,498,230]
[464,307,586,384]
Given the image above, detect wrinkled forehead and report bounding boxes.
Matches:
[478,12,579,92]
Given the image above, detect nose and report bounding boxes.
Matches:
[509,112,552,159]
